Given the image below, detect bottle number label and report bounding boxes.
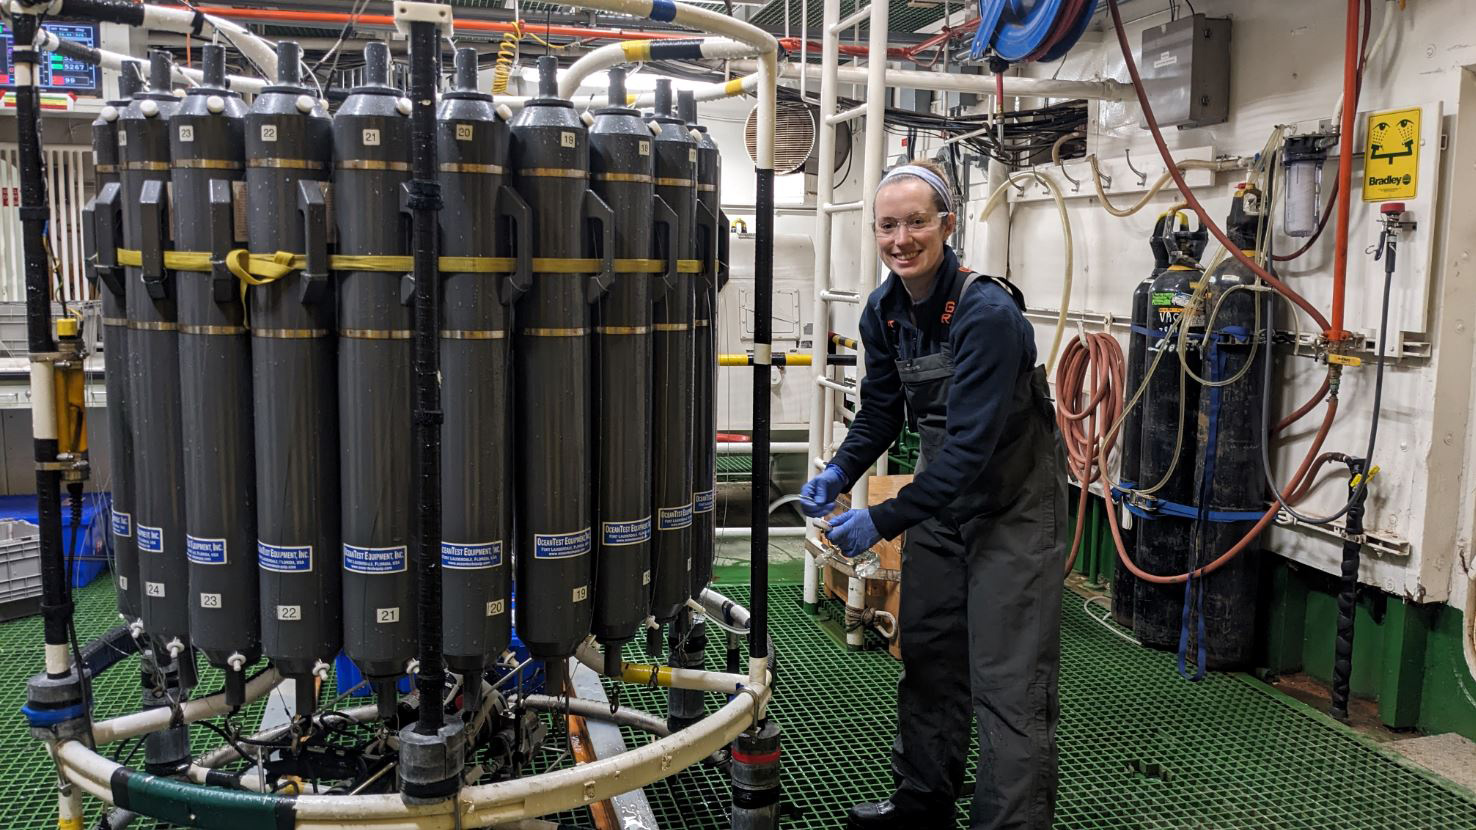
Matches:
[277,605,301,621]
[486,600,505,617]
[118,131,127,146]
[560,131,577,148]
[145,581,166,598]
[642,569,651,585]
[200,592,222,609]
[118,576,128,590]
[689,148,697,163]
[376,607,400,624]
[178,125,194,143]
[638,140,650,156]
[572,585,589,603]
[362,128,381,146]
[260,124,278,142]
[456,124,474,141]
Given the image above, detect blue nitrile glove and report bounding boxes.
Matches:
[799,464,849,518]
[826,508,881,558]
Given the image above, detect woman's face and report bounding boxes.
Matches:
[873,177,956,281]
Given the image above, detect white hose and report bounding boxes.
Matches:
[558,37,761,99]
[91,667,283,746]
[979,170,1073,372]
[32,28,267,94]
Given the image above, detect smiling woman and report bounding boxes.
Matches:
[800,155,1070,828]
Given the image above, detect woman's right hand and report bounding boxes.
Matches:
[799,464,849,518]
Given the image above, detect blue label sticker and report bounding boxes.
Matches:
[258,541,313,573]
[186,535,227,565]
[694,489,716,513]
[344,544,408,575]
[136,524,163,553]
[533,527,592,559]
[658,504,693,531]
[602,516,652,546]
[442,541,503,570]
[111,510,132,538]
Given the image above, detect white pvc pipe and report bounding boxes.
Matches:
[91,667,283,745]
[716,525,808,538]
[573,640,760,694]
[716,441,808,454]
[137,4,279,80]
[558,37,760,99]
[33,28,268,94]
[803,0,843,612]
[698,587,752,630]
[733,60,1133,101]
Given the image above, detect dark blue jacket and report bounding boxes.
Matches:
[829,247,1037,540]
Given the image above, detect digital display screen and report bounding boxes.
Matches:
[0,22,100,92]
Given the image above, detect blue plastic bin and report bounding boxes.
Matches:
[0,492,110,589]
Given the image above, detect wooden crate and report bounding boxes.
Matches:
[821,474,909,659]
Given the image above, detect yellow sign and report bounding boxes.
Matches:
[1363,107,1421,202]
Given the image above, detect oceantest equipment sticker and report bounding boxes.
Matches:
[533,528,592,559]
[694,489,716,513]
[443,541,503,570]
[136,524,163,553]
[186,535,227,565]
[111,510,132,538]
[258,542,312,573]
[602,517,652,546]
[658,503,693,531]
[344,544,408,574]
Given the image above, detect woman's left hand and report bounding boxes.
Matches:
[826,509,881,558]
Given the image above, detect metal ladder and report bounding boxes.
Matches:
[802,0,892,647]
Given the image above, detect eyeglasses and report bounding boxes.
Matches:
[872,211,950,239]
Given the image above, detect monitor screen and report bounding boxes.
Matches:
[0,22,101,93]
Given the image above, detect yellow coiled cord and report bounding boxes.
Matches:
[492,22,524,94]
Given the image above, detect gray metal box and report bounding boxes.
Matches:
[1139,14,1231,130]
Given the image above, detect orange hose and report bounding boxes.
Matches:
[1054,332,1125,575]
[1105,0,1332,336]
[1275,371,1332,434]
[180,5,693,41]
[1330,0,1364,340]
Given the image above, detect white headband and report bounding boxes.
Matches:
[878,164,953,213]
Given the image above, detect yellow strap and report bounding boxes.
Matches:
[225,250,305,286]
[612,258,664,273]
[532,257,602,273]
[114,248,141,267]
[439,255,516,273]
[676,259,702,274]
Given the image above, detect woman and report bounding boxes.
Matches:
[801,159,1067,829]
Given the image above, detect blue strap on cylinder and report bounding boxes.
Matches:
[1178,340,1231,682]
[21,701,86,727]
[1111,488,1266,524]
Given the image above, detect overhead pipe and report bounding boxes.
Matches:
[559,37,762,99]
[18,0,280,78]
[732,59,1134,101]
[176,4,696,44]
[33,27,267,94]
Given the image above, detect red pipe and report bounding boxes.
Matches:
[778,38,911,60]
[182,5,694,42]
[1329,0,1363,340]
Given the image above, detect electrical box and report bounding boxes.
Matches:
[1139,14,1230,130]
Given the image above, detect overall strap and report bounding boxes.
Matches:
[944,267,1027,327]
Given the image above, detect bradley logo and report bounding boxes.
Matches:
[1368,174,1412,187]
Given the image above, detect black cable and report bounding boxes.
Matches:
[1260,240,1392,526]
[194,719,257,769]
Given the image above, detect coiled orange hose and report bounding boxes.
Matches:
[1054,332,1125,575]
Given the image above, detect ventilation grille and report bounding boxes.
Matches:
[0,143,93,304]
[744,101,817,176]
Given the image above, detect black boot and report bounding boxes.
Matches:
[846,798,955,829]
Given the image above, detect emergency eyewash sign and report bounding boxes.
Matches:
[1363,106,1421,202]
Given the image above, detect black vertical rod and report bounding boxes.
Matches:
[10,14,70,661]
[750,164,773,663]
[408,19,445,734]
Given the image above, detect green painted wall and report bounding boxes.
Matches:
[1068,487,1476,742]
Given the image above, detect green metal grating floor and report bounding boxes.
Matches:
[3,580,1476,829]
